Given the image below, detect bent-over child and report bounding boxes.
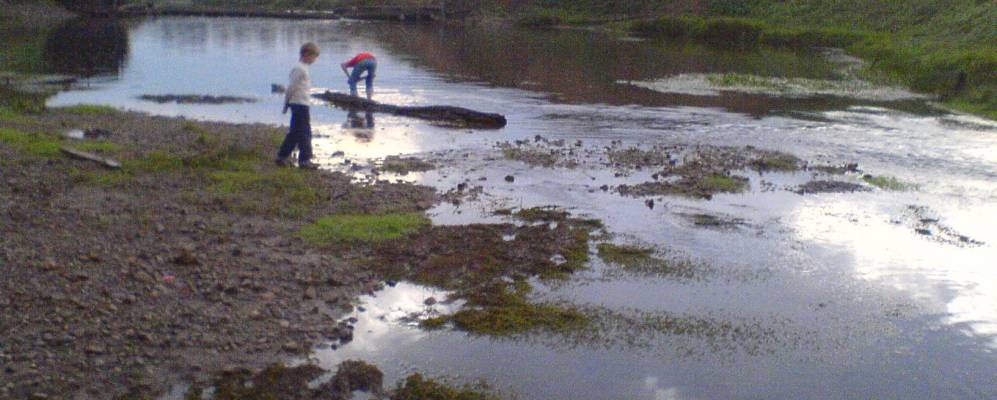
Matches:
[341,52,376,99]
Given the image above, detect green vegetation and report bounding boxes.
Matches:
[863,175,913,191]
[392,373,500,400]
[0,86,49,114]
[381,155,435,174]
[0,128,61,157]
[424,283,589,336]
[57,104,118,115]
[596,243,654,266]
[749,151,801,172]
[492,0,996,119]
[299,213,431,245]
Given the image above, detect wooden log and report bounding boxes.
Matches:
[313,91,507,129]
[60,146,122,169]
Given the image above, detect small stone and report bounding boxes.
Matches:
[30,393,49,400]
[155,223,165,233]
[279,320,290,328]
[282,341,299,352]
[504,175,515,183]
[304,287,317,300]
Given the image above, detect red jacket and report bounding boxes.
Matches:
[345,52,375,67]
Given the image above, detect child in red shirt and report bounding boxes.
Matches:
[341,52,377,99]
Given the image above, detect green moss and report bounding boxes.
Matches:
[513,206,569,222]
[57,104,118,115]
[381,156,435,173]
[750,152,801,172]
[702,174,749,192]
[0,106,23,121]
[0,86,49,114]
[300,213,431,245]
[596,243,654,266]
[424,284,588,336]
[391,373,499,400]
[863,175,913,191]
[0,128,62,157]
[207,364,326,400]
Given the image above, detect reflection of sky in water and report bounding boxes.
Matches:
[45,17,997,399]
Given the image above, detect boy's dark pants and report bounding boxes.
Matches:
[277,104,312,164]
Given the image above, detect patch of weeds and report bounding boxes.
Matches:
[424,283,588,336]
[299,213,430,245]
[200,364,326,400]
[499,143,561,168]
[0,106,24,121]
[596,243,654,266]
[391,373,500,400]
[512,206,569,222]
[749,151,801,172]
[381,155,435,174]
[863,175,913,191]
[0,128,62,157]
[619,174,749,199]
[209,167,324,217]
[607,146,673,169]
[596,243,698,279]
[329,360,384,395]
[369,215,601,336]
[0,86,48,114]
[795,180,869,195]
[57,104,117,115]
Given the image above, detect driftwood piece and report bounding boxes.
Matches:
[314,91,507,129]
[60,146,122,169]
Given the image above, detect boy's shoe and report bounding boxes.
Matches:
[275,158,291,167]
[298,161,319,170]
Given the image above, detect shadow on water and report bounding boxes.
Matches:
[349,23,937,118]
[43,18,128,77]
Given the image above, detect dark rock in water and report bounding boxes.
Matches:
[645,199,655,209]
[505,175,515,183]
[794,180,869,195]
[138,94,257,104]
[423,297,437,306]
[314,91,507,129]
[271,84,286,94]
[916,228,933,236]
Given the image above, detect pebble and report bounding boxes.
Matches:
[279,320,290,328]
[504,175,515,182]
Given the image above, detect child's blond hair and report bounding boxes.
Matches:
[300,42,320,57]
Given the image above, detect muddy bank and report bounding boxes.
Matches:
[0,107,436,398]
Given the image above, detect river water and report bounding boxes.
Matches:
[46,16,997,400]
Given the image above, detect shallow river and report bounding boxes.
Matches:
[47,16,997,400]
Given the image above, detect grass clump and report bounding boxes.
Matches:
[0,128,62,157]
[423,283,588,336]
[863,175,913,191]
[391,373,499,400]
[299,213,430,245]
[596,243,654,266]
[749,152,801,172]
[619,174,749,199]
[381,156,435,174]
[0,86,49,114]
[57,104,118,115]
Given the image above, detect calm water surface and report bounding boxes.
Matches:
[46,17,997,400]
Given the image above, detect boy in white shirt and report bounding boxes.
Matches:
[277,42,320,169]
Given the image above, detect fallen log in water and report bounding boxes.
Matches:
[60,146,121,169]
[313,91,507,129]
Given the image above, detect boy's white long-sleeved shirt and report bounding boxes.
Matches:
[285,62,311,106]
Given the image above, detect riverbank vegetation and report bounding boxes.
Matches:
[503,0,996,119]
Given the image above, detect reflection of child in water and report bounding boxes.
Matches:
[344,111,375,143]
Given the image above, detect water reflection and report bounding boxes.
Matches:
[344,110,376,143]
[43,18,128,77]
[351,24,935,117]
